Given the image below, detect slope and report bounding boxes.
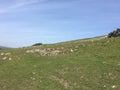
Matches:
[0,36,120,90]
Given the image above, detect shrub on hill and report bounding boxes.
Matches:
[32,43,43,46]
[108,28,120,38]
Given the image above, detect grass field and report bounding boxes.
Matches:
[0,36,120,90]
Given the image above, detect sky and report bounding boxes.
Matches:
[0,0,120,48]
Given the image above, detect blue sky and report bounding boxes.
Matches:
[0,0,120,47]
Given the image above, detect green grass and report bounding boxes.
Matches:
[0,37,120,90]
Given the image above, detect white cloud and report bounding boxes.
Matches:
[0,0,81,14]
[0,0,46,14]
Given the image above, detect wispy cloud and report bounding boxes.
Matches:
[0,0,46,14]
[0,0,81,14]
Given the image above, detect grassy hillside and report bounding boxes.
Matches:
[0,46,11,50]
[0,36,120,90]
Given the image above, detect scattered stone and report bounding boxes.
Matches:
[75,46,79,48]
[30,50,34,53]
[26,50,30,53]
[1,52,11,56]
[103,85,106,88]
[32,78,36,80]
[34,49,40,52]
[0,52,12,61]
[26,47,75,56]
[51,50,61,55]
[70,49,74,52]
[30,77,36,80]
[5,52,11,56]
[2,57,7,60]
[112,85,116,88]
[1,53,4,56]
[8,58,12,61]
[32,72,36,75]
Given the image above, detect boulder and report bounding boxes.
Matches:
[108,28,120,38]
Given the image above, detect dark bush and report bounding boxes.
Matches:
[108,28,120,38]
[32,43,43,46]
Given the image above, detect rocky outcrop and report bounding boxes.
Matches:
[108,28,120,38]
[26,48,74,56]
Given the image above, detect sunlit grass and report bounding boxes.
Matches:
[0,37,120,90]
